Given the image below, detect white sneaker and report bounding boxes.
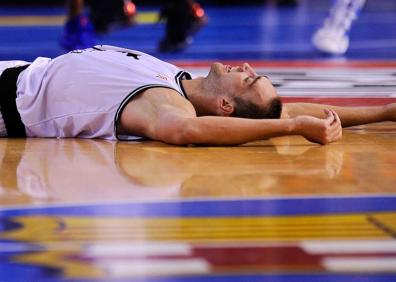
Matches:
[312,0,366,56]
[312,27,349,55]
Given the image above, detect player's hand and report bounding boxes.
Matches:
[293,109,342,145]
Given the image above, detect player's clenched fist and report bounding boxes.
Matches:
[293,109,343,145]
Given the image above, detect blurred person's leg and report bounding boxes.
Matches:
[89,0,137,33]
[60,0,137,51]
[60,0,97,51]
[68,0,84,18]
[312,0,366,55]
[158,0,207,52]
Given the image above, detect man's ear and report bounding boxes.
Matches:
[219,98,234,116]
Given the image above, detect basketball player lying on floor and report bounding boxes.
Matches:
[1,45,395,145]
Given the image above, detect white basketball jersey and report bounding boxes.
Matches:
[16,45,192,140]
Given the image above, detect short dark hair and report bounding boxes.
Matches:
[231,96,282,119]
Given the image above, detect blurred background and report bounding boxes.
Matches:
[0,0,395,62]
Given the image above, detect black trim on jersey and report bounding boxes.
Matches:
[0,64,30,137]
[175,71,192,100]
[114,84,183,141]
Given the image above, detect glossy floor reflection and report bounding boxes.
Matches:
[1,121,396,207]
[1,123,396,282]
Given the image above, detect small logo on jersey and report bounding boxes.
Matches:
[156,74,170,81]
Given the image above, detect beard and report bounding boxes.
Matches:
[205,63,225,93]
[208,62,224,78]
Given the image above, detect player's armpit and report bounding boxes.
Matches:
[118,88,196,142]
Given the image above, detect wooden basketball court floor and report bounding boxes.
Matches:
[1,61,396,282]
[1,1,396,280]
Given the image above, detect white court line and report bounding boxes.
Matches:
[86,242,192,257]
[323,257,396,272]
[302,240,396,254]
[101,259,210,277]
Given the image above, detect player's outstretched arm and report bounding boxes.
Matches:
[282,102,396,127]
[152,109,342,146]
[119,90,342,146]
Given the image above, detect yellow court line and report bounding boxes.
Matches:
[0,12,158,26]
[3,212,395,279]
[2,212,395,242]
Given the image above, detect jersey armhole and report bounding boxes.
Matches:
[114,84,183,141]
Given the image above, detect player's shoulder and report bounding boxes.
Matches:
[143,87,193,108]
[129,86,195,118]
[118,86,196,136]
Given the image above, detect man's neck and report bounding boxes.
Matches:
[181,77,214,116]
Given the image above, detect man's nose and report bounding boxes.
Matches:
[243,63,257,76]
[231,66,243,72]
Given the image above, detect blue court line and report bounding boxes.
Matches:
[3,274,394,282]
[0,196,395,218]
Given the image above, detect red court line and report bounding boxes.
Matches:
[281,97,396,106]
[175,60,396,68]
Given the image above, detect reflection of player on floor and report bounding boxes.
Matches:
[60,0,206,52]
[312,0,366,55]
[1,45,396,145]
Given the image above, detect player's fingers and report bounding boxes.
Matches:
[334,110,342,127]
[329,109,341,127]
[327,109,337,126]
[324,109,335,125]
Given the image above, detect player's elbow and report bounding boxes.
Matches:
[155,119,199,146]
[161,131,190,145]
[170,122,201,145]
